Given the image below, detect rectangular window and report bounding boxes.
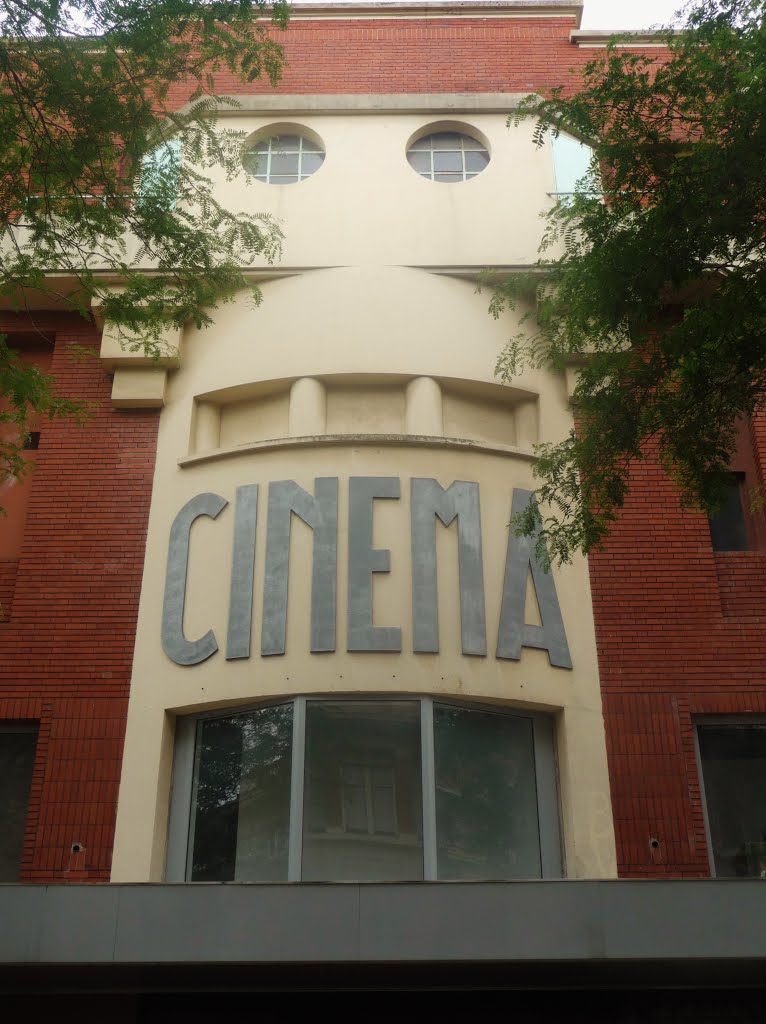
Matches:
[551,132,594,196]
[708,417,766,552]
[697,722,766,877]
[169,697,561,883]
[0,724,38,882]
[708,473,749,551]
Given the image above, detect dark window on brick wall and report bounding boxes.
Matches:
[698,723,766,878]
[709,473,749,551]
[708,416,766,553]
[0,724,37,881]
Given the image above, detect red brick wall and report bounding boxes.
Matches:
[589,424,766,877]
[167,13,605,104]
[0,313,158,882]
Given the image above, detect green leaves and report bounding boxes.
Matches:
[0,0,288,491]
[495,0,766,564]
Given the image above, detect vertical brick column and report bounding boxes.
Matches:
[0,313,159,882]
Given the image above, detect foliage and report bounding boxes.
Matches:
[0,0,288,488]
[491,0,766,565]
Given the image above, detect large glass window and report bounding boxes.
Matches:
[170,698,560,882]
[435,705,541,880]
[190,704,293,881]
[303,701,422,881]
[0,725,37,882]
[698,722,766,878]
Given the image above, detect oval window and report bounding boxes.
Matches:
[243,133,325,184]
[407,131,489,183]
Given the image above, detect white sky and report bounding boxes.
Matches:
[580,0,685,30]
[292,2,688,32]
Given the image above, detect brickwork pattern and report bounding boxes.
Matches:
[0,313,158,882]
[589,417,766,877]
[166,14,602,104]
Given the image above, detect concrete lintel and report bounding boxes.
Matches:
[180,93,540,118]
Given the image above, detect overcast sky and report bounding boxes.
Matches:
[581,0,685,29]
[295,2,689,32]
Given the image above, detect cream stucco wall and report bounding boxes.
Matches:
[207,110,554,269]
[111,104,616,882]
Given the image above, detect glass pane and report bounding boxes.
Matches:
[465,151,489,172]
[0,729,37,881]
[552,132,593,194]
[242,152,262,175]
[190,705,293,881]
[434,705,542,879]
[300,152,324,174]
[434,173,462,183]
[409,138,431,151]
[407,152,431,173]
[461,136,484,150]
[699,725,766,877]
[303,700,423,881]
[268,175,299,184]
[433,151,463,173]
[269,135,301,152]
[269,153,300,176]
[429,133,461,148]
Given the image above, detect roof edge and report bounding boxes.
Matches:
[571,28,674,47]
[287,2,583,24]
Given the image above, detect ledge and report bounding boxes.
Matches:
[179,433,538,467]
[180,94,542,117]
[1,880,765,987]
[571,29,672,47]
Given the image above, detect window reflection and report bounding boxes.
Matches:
[434,704,541,879]
[190,704,293,881]
[185,698,554,882]
[698,724,766,877]
[303,701,423,881]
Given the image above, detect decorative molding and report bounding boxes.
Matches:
[178,433,538,468]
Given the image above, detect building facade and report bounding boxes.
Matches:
[1,0,765,1007]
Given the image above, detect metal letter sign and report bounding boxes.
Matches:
[261,478,339,656]
[162,492,228,666]
[226,485,258,660]
[347,477,402,652]
[496,489,572,669]
[411,478,487,656]
[161,478,572,670]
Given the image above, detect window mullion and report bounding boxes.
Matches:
[287,696,306,881]
[421,696,437,880]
